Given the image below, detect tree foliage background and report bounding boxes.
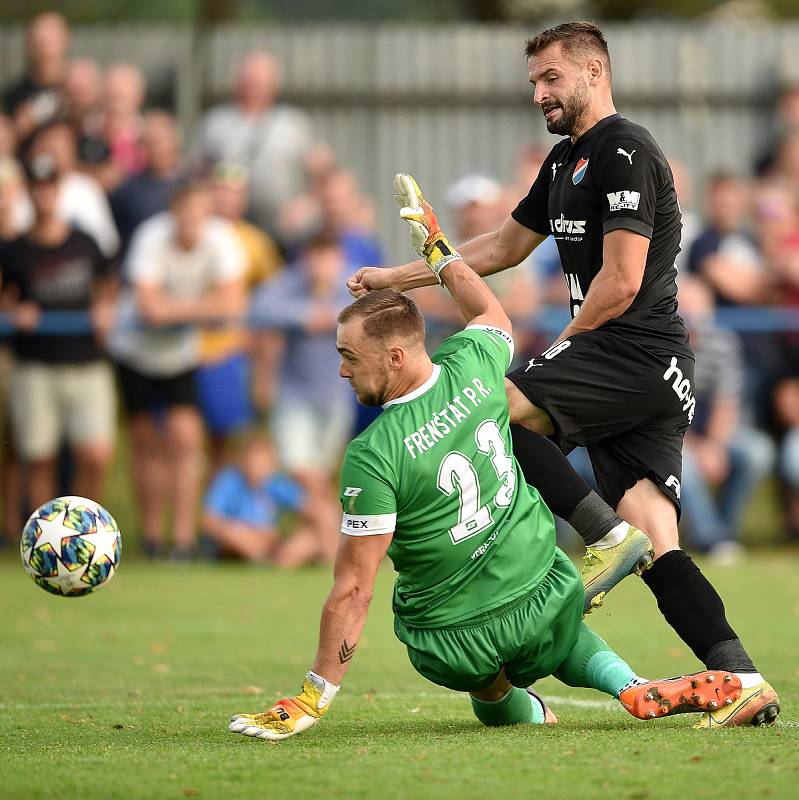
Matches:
[0,0,797,24]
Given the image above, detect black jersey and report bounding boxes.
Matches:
[512,113,691,356]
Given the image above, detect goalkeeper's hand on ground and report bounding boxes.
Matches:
[228,671,339,741]
[394,173,461,281]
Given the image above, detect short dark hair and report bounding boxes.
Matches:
[304,229,342,253]
[170,178,211,207]
[338,288,425,344]
[525,21,611,80]
[706,171,743,192]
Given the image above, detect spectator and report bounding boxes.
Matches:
[0,157,26,545]
[107,180,246,559]
[504,141,550,204]
[503,144,566,309]
[210,162,283,286]
[687,173,768,305]
[68,61,147,194]
[2,12,69,143]
[754,84,799,177]
[413,173,539,356]
[63,58,102,125]
[0,153,117,512]
[0,114,17,159]
[763,182,799,541]
[774,378,799,542]
[770,131,799,193]
[280,164,382,264]
[0,157,26,239]
[448,174,538,331]
[102,64,146,176]
[751,180,799,284]
[669,157,702,274]
[24,120,120,257]
[677,276,775,562]
[251,231,353,488]
[110,110,184,257]
[201,433,338,565]
[199,162,284,471]
[194,52,320,237]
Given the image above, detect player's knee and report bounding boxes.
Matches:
[617,479,680,557]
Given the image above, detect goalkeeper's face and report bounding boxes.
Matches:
[528,44,592,137]
[336,320,393,407]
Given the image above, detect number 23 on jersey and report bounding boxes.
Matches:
[436,419,516,544]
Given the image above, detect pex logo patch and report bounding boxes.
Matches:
[572,158,589,185]
[607,190,640,211]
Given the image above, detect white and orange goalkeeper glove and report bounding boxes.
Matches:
[394,172,462,282]
[228,671,339,741]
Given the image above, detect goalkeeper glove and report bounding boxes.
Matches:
[228,671,339,741]
[394,172,462,282]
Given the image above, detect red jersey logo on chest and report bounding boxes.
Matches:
[572,158,589,185]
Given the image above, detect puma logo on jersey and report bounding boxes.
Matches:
[663,357,695,422]
[549,214,586,234]
[617,147,636,164]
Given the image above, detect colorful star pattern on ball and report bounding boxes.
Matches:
[20,496,122,597]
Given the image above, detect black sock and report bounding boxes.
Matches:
[510,425,622,545]
[510,425,590,517]
[641,550,757,672]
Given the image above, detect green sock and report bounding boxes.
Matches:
[555,622,636,698]
[470,687,543,726]
[584,651,636,698]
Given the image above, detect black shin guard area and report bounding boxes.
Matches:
[642,550,756,671]
[509,425,591,519]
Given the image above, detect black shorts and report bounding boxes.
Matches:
[115,362,199,416]
[506,329,695,515]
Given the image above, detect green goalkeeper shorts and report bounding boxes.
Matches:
[394,548,584,693]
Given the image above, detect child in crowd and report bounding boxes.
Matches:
[201,433,338,566]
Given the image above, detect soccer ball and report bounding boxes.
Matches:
[20,496,122,597]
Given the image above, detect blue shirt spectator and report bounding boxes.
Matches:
[200,433,338,566]
[250,231,355,477]
[204,466,304,529]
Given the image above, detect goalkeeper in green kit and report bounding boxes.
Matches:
[228,175,743,741]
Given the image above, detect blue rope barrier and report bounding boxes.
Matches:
[0,306,798,336]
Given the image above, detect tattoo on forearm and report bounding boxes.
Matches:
[338,639,357,664]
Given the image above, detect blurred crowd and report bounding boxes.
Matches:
[0,12,797,565]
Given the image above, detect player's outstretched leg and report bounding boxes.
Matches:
[623,482,780,727]
[553,622,743,721]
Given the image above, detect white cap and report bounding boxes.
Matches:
[445,174,503,209]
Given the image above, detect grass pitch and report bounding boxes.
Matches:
[0,552,797,800]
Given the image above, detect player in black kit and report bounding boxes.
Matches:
[348,22,778,728]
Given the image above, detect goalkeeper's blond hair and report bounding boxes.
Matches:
[338,289,425,346]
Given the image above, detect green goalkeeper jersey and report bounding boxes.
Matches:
[339,325,556,628]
